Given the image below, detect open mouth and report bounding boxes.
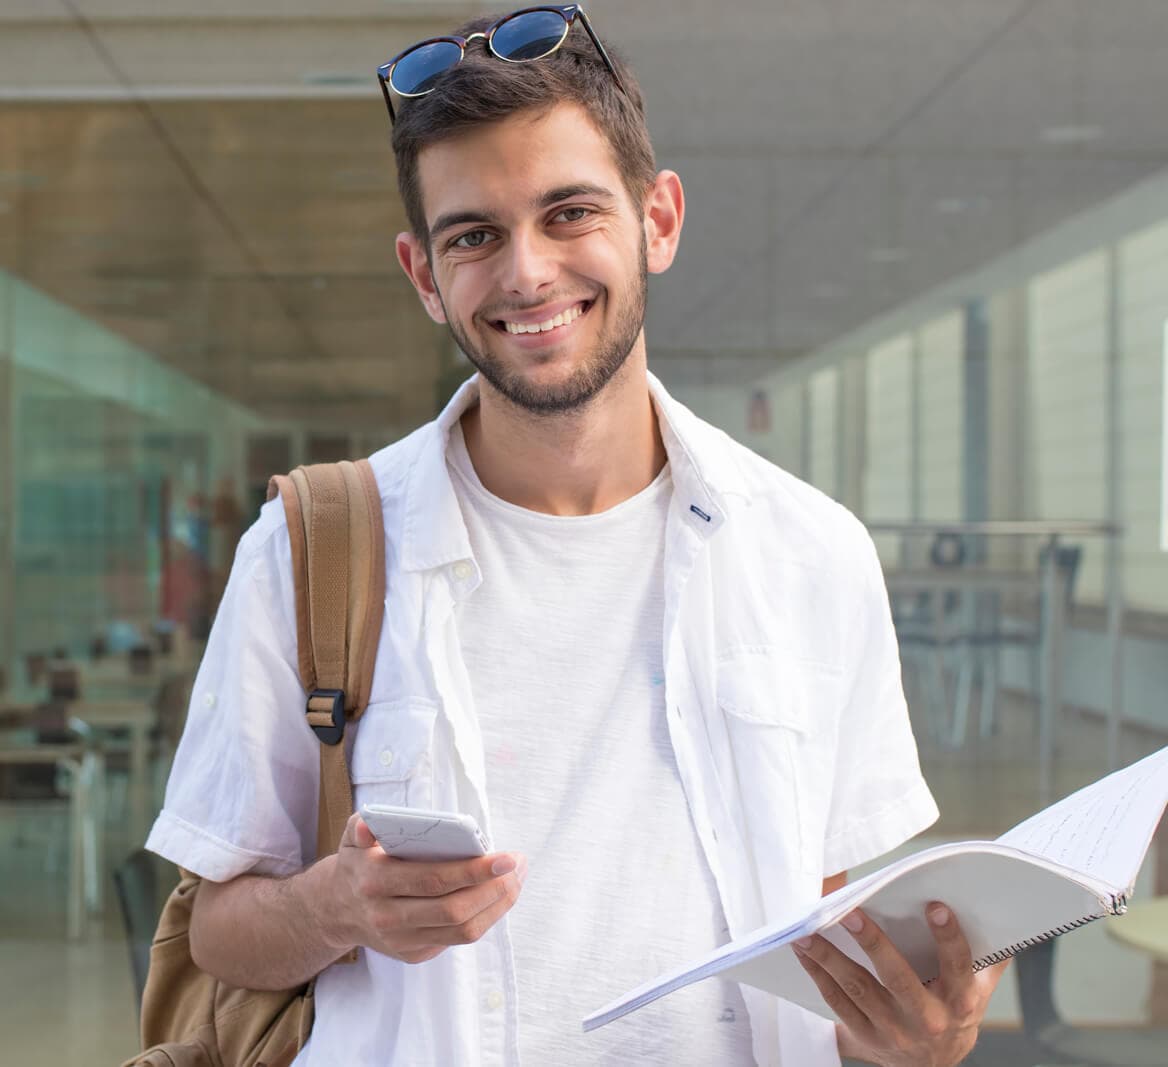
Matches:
[491,300,593,337]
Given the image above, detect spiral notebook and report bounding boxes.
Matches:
[584,744,1168,1031]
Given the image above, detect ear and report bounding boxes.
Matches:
[395,231,447,324]
[642,169,685,275]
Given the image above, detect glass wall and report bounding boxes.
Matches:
[744,180,1168,1034]
[1,272,263,667]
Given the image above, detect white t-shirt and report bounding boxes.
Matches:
[447,423,756,1065]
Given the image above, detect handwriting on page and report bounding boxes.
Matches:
[997,747,1168,890]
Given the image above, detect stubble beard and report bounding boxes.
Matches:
[443,236,648,417]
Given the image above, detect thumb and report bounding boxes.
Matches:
[341,813,377,851]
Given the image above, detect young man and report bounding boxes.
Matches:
[149,9,1004,1065]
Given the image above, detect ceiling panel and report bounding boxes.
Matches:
[2,0,1168,423]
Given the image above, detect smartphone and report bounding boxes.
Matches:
[360,803,490,862]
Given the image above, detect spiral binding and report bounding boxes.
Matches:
[971,892,1129,972]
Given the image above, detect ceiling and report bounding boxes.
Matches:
[2,0,1168,429]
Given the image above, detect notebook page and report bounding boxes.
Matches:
[996,745,1168,891]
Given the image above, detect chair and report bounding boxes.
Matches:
[47,663,81,702]
[3,702,73,800]
[128,644,155,676]
[892,534,981,746]
[152,621,176,656]
[893,539,1082,748]
[149,669,194,807]
[152,670,194,754]
[25,652,48,686]
[971,543,1082,723]
[112,848,176,1012]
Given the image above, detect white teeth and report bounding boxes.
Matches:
[503,304,584,335]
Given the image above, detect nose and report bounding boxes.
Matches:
[499,225,558,300]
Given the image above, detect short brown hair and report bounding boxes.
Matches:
[391,13,657,245]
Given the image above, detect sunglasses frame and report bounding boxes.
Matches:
[376,4,624,125]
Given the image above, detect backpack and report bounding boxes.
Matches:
[123,459,386,1067]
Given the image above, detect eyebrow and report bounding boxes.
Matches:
[538,182,615,207]
[429,183,618,241]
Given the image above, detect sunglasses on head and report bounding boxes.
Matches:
[376,4,624,125]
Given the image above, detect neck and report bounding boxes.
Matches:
[460,346,667,516]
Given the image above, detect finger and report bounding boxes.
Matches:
[340,813,377,851]
[984,959,1010,982]
[400,858,527,930]
[837,909,933,1017]
[391,851,525,898]
[397,946,444,965]
[793,943,879,1045]
[398,870,524,950]
[926,903,978,1016]
[793,933,895,1028]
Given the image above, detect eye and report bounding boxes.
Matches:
[451,229,496,250]
[553,206,591,223]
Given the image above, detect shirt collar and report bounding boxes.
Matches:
[397,376,481,574]
[399,371,751,573]
[646,370,751,532]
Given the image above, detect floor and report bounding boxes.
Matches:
[1,804,141,1065]
[1,689,1165,1065]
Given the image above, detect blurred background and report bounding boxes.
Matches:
[1,1,1166,1063]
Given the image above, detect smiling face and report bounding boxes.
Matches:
[396,103,665,416]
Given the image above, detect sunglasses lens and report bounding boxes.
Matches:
[491,10,569,61]
[390,39,464,96]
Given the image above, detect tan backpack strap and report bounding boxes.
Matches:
[266,459,386,861]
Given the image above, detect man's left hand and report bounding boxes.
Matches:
[792,902,1008,1066]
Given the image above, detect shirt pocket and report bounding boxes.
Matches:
[716,652,840,876]
[350,699,440,811]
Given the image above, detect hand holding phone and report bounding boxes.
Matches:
[360,803,490,862]
[329,808,525,967]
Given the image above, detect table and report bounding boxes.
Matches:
[81,653,199,687]
[0,701,45,727]
[0,741,105,938]
[2,672,155,706]
[870,520,1123,805]
[885,568,1038,595]
[884,561,1073,804]
[70,699,157,844]
[2,653,197,705]
[1108,897,1168,964]
[885,568,1045,748]
[1,696,158,844]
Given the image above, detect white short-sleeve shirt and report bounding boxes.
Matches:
[147,373,938,1067]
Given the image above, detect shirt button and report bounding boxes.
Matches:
[452,560,473,581]
[203,692,216,708]
[484,989,503,1011]
[378,749,394,768]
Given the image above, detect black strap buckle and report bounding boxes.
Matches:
[306,688,346,745]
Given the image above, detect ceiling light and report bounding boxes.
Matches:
[868,247,908,264]
[935,197,969,214]
[1040,124,1102,145]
